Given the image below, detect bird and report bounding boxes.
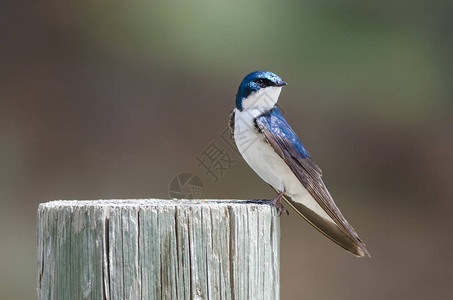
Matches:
[229,70,370,257]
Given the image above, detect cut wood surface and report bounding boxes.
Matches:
[37,199,280,300]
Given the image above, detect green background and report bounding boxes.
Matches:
[1,1,452,299]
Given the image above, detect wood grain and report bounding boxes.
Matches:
[37,199,280,300]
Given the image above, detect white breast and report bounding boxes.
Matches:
[241,87,282,111]
[234,108,332,221]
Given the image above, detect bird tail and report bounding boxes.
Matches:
[282,195,370,257]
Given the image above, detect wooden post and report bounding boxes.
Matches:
[37,199,280,299]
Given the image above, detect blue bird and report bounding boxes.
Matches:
[230,70,370,257]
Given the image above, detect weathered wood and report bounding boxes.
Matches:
[37,199,280,300]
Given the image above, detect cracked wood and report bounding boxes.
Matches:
[37,199,280,300]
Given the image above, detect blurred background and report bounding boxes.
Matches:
[1,1,452,299]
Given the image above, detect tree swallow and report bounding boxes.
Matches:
[230,70,370,257]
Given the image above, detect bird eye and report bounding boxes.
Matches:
[256,78,264,84]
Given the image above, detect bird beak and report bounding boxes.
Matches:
[275,81,287,87]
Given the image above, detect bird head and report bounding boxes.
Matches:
[235,70,287,111]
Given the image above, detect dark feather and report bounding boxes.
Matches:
[229,109,235,140]
[256,106,370,257]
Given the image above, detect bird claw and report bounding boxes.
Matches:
[274,199,289,216]
[246,198,289,216]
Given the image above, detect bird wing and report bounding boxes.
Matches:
[255,106,370,257]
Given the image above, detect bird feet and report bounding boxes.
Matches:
[246,191,289,216]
